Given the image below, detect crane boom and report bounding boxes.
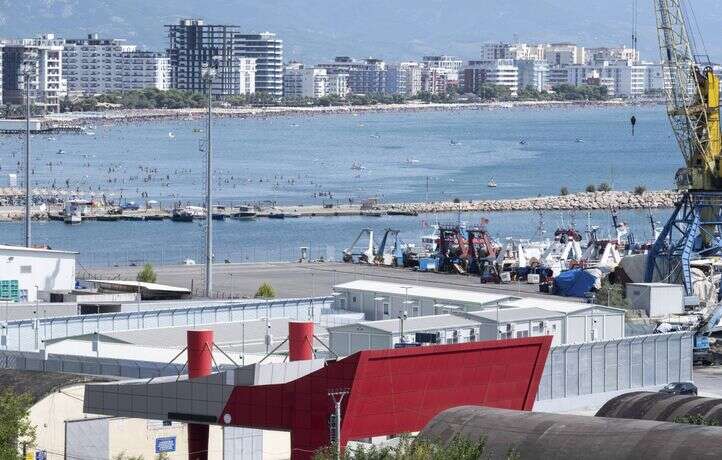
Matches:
[655,0,721,190]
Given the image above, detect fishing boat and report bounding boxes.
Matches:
[171,206,204,222]
[63,203,82,224]
[487,178,497,188]
[233,206,257,220]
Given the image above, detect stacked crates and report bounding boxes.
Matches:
[0,280,19,302]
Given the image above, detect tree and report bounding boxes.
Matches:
[633,185,647,195]
[0,389,36,460]
[136,263,157,283]
[585,184,597,193]
[595,278,628,308]
[476,84,512,101]
[598,182,612,192]
[254,282,276,299]
[560,187,569,196]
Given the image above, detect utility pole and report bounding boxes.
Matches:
[328,389,349,460]
[202,59,218,298]
[24,66,31,248]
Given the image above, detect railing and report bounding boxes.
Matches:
[2,297,333,352]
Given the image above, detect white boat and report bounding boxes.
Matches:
[405,158,420,165]
[487,178,497,188]
[63,203,82,224]
[168,132,175,139]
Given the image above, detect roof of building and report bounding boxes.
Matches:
[499,297,625,315]
[0,369,99,403]
[464,307,563,323]
[0,244,78,255]
[329,314,479,335]
[86,279,190,293]
[334,280,515,305]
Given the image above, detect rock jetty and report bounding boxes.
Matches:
[380,190,678,214]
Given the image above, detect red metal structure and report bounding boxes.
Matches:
[288,321,315,362]
[218,336,551,459]
[187,330,214,460]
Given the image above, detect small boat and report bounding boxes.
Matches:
[575,138,584,143]
[233,206,257,220]
[487,178,497,188]
[183,258,196,265]
[171,208,194,222]
[85,131,95,136]
[56,149,65,155]
[519,139,527,145]
[168,132,175,139]
[212,213,225,221]
[450,140,460,146]
[351,161,366,171]
[64,211,82,224]
[268,212,286,219]
[405,158,420,165]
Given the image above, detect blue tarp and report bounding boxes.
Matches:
[553,269,596,298]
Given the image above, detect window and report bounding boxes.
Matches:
[20,266,32,274]
[469,328,476,342]
[516,330,529,338]
[383,302,389,316]
[352,296,357,303]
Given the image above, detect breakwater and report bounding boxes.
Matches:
[0,190,676,222]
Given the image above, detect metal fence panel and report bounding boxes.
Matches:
[536,332,693,401]
[0,297,331,352]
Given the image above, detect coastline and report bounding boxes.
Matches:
[47,99,661,125]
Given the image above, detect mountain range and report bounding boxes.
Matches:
[1,0,721,63]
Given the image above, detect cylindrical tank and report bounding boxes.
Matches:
[186,330,214,460]
[288,321,314,361]
[187,330,214,379]
[596,391,722,423]
[420,405,722,459]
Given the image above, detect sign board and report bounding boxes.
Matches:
[155,437,176,453]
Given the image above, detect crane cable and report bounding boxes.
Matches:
[630,0,638,136]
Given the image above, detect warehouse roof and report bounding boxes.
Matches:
[464,307,563,323]
[328,314,479,334]
[334,280,516,305]
[500,297,625,315]
[0,244,78,255]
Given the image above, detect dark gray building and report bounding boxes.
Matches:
[234,32,283,97]
[165,19,240,97]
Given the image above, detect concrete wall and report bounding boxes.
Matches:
[31,383,87,460]
[535,332,693,401]
[0,249,75,301]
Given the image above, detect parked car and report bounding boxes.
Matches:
[659,382,698,396]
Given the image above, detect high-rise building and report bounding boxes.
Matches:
[63,34,170,94]
[386,62,421,96]
[325,73,349,98]
[566,60,648,97]
[2,34,66,113]
[166,19,240,97]
[516,59,549,92]
[481,43,545,62]
[421,67,450,95]
[547,66,570,87]
[238,57,256,95]
[234,32,283,97]
[348,58,386,95]
[463,59,518,96]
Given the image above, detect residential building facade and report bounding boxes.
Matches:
[166,19,240,97]
[282,63,327,99]
[235,32,283,97]
[463,59,519,96]
[422,55,463,83]
[2,34,66,112]
[516,59,549,92]
[385,61,421,96]
[120,51,171,92]
[544,43,586,66]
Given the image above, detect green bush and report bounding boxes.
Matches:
[314,434,493,460]
[254,282,276,299]
[136,263,157,283]
[633,185,646,195]
[585,184,596,193]
[598,182,612,192]
[0,389,35,460]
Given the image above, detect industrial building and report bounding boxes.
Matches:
[328,314,481,355]
[497,297,625,343]
[0,244,76,302]
[332,280,515,320]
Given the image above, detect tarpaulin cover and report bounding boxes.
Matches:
[553,268,596,298]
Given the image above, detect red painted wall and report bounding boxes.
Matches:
[218,336,551,459]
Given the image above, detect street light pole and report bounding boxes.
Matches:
[202,61,217,298]
[24,68,31,248]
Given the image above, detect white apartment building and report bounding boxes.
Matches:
[544,43,586,66]
[2,34,66,113]
[238,57,256,95]
[282,64,327,99]
[63,35,136,95]
[386,62,421,96]
[587,46,640,65]
[325,73,348,97]
[63,35,171,95]
[481,43,545,62]
[548,66,570,87]
[463,59,519,96]
[567,60,647,97]
[516,59,549,91]
[422,55,463,82]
